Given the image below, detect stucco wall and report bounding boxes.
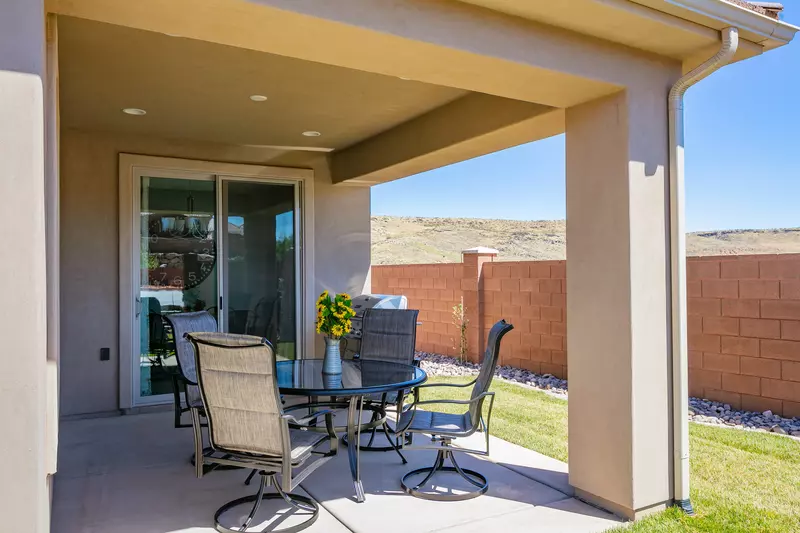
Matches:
[59,129,370,416]
[0,0,49,528]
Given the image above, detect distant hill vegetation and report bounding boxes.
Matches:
[371,216,800,265]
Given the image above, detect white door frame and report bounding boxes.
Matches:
[119,154,315,409]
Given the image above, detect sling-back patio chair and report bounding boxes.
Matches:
[344,308,419,461]
[163,311,217,431]
[397,319,513,501]
[187,332,337,533]
[163,310,238,473]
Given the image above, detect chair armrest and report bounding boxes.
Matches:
[398,392,495,435]
[416,377,477,390]
[282,409,336,427]
[411,391,493,408]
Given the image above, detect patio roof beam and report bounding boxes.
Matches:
[330,94,563,185]
[47,0,650,108]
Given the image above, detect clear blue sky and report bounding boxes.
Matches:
[372,8,799,232]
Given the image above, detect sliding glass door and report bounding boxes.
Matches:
[221,180,298,360]
[138,175,218,400]
[133,173,300,405]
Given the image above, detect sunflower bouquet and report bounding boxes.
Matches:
[315,291,356,339]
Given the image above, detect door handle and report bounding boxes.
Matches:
[135,297,142,319]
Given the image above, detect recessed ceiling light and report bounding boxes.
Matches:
[249,95,268,102]
[122,108,147,116]
[398,77,412,81]
[302,131,322,137]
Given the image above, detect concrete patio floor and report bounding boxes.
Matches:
[53,410,623,532]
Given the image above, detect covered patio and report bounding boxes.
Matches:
[2,0,797,531]
[54,411,621,533]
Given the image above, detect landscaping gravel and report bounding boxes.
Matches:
[417,351,568,399]
[417,351,800,440]
[688,400,800,438]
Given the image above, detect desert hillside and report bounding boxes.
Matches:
[371,216,800,265]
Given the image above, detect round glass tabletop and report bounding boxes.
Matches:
[276,359,427,396]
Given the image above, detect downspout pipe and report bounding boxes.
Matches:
[669,26,738,515]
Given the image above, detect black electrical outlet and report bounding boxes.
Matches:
[100,347,110,361]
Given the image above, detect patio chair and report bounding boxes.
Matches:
[397,319,513,501]
[163,311,217,430]
[344,308,419,460]
[186,332,338,533]
[143,297,171,366]
[163,311,226,472]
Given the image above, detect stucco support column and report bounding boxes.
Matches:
[565,87,675,519]
[0,0,49,531]
[462,247,497,362]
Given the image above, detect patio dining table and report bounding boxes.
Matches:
[276,359,427,503]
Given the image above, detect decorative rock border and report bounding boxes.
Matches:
[417,352,568,399]
[689,400,800,437]
[417,352,800,439]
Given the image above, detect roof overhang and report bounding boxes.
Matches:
[650,0,798,49]
[46,0,796,185]
[458,0,797,66]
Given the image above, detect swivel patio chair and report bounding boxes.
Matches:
[343,308,419,461]
[187,332,338,533]
[397,319,513,501]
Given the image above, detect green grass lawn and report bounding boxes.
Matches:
[423,375,800,533]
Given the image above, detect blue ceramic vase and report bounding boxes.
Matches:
[323,337,342,375]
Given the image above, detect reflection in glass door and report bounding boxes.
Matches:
[131,171,302,406]
[222,180,298,360]
[138,176,218,399]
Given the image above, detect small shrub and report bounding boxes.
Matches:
[452,298,469,363]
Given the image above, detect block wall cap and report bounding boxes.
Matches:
[462,247,499,255]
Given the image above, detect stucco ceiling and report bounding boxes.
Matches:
[58,16,468,150]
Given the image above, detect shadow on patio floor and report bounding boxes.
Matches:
[53,411,622,533]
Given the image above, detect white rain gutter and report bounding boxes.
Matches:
[663,0,796,46]
[668,25,738,515]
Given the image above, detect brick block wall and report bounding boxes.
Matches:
[371,263,464,357]
[482,260,567,377]
[372,253,800,416]
[687,254,800,417]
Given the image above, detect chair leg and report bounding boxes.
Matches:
[190,407,204,478]
[172,375,182,429]
[342,402,411,456]
[401,448,488,501]
[412,450,445,490]
[365,426,378,448]
[381,422,407,464]
[241,473,268,530]
[214,472,320,533]
[274,479,318,513]
[450,452,487,488]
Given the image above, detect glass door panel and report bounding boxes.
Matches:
[222,180,297,360]
[139,176,217,399]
